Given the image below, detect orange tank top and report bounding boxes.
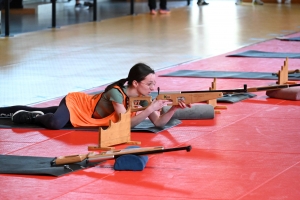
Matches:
[65,86,128,127]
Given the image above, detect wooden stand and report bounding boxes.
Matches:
[88,108,141,151]
[206,78,227,114]
[276,58,297,85]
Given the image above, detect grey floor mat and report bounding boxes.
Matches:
[0,118,181,133]
[217,93,257,103]
[277,37,300,41]
[159,70,300,81]
[227,50,300,58]
[0,154,99,177]
[131,119,181,133]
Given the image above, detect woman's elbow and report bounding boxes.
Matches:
[153,121,166,128]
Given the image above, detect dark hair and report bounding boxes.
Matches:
[104,63,155,92]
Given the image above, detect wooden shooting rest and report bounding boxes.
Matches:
[88,107,141,151]
[206,78,227,114]
[276,58,297,85]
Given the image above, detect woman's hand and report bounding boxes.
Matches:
[169,100,191,111]
[149,99,172,112]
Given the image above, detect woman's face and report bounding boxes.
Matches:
[137,73,156,96]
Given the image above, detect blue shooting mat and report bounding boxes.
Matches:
[226,50,300,58]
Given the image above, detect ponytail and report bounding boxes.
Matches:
[104,78,128,92]
[104,63,154,93]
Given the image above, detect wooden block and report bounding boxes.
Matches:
[206,78,227,112]
[88,107,141,151]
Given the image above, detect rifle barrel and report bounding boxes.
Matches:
[180,84,248,94]
[155,83,300,96]
[114,145,192,158]
[248,83,300,92]
[87,145,192,164]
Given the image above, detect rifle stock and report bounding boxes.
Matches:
[54,145,192,165]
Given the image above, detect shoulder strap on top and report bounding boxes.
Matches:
[113,85,129,109]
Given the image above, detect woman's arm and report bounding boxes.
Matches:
[112,101,154,128]
[112,99,190,128]
[112,101,154,127]
[132,99,191,128]
[129,99,172,127]
[148,101,190,127]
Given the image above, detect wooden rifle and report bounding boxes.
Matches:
[129,82,300,111]
[129,86,248,112]
[53,145,192,165]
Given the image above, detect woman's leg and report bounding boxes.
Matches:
[0,106,58,118]
[34,98,71,130]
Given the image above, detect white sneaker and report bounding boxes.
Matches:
[285,0,291,4]
[277,0,282,3]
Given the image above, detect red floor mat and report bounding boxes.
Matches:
[1,33,300,199]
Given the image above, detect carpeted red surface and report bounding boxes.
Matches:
[1,32,300,199]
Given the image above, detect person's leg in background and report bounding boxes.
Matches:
[236,0,264,5]
[159,0,170,14]
[235,0,242,5]
[253,0,264,5]
[277,0,291,4]
[75,0,94,8]
[197,0,209,6]
[148,0,157,15]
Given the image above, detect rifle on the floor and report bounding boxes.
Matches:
[53,145,192,165]
[129,86,248,112]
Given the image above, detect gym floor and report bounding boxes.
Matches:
[1,0,300,199]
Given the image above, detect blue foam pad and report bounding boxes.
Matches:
[113,146,148,171]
